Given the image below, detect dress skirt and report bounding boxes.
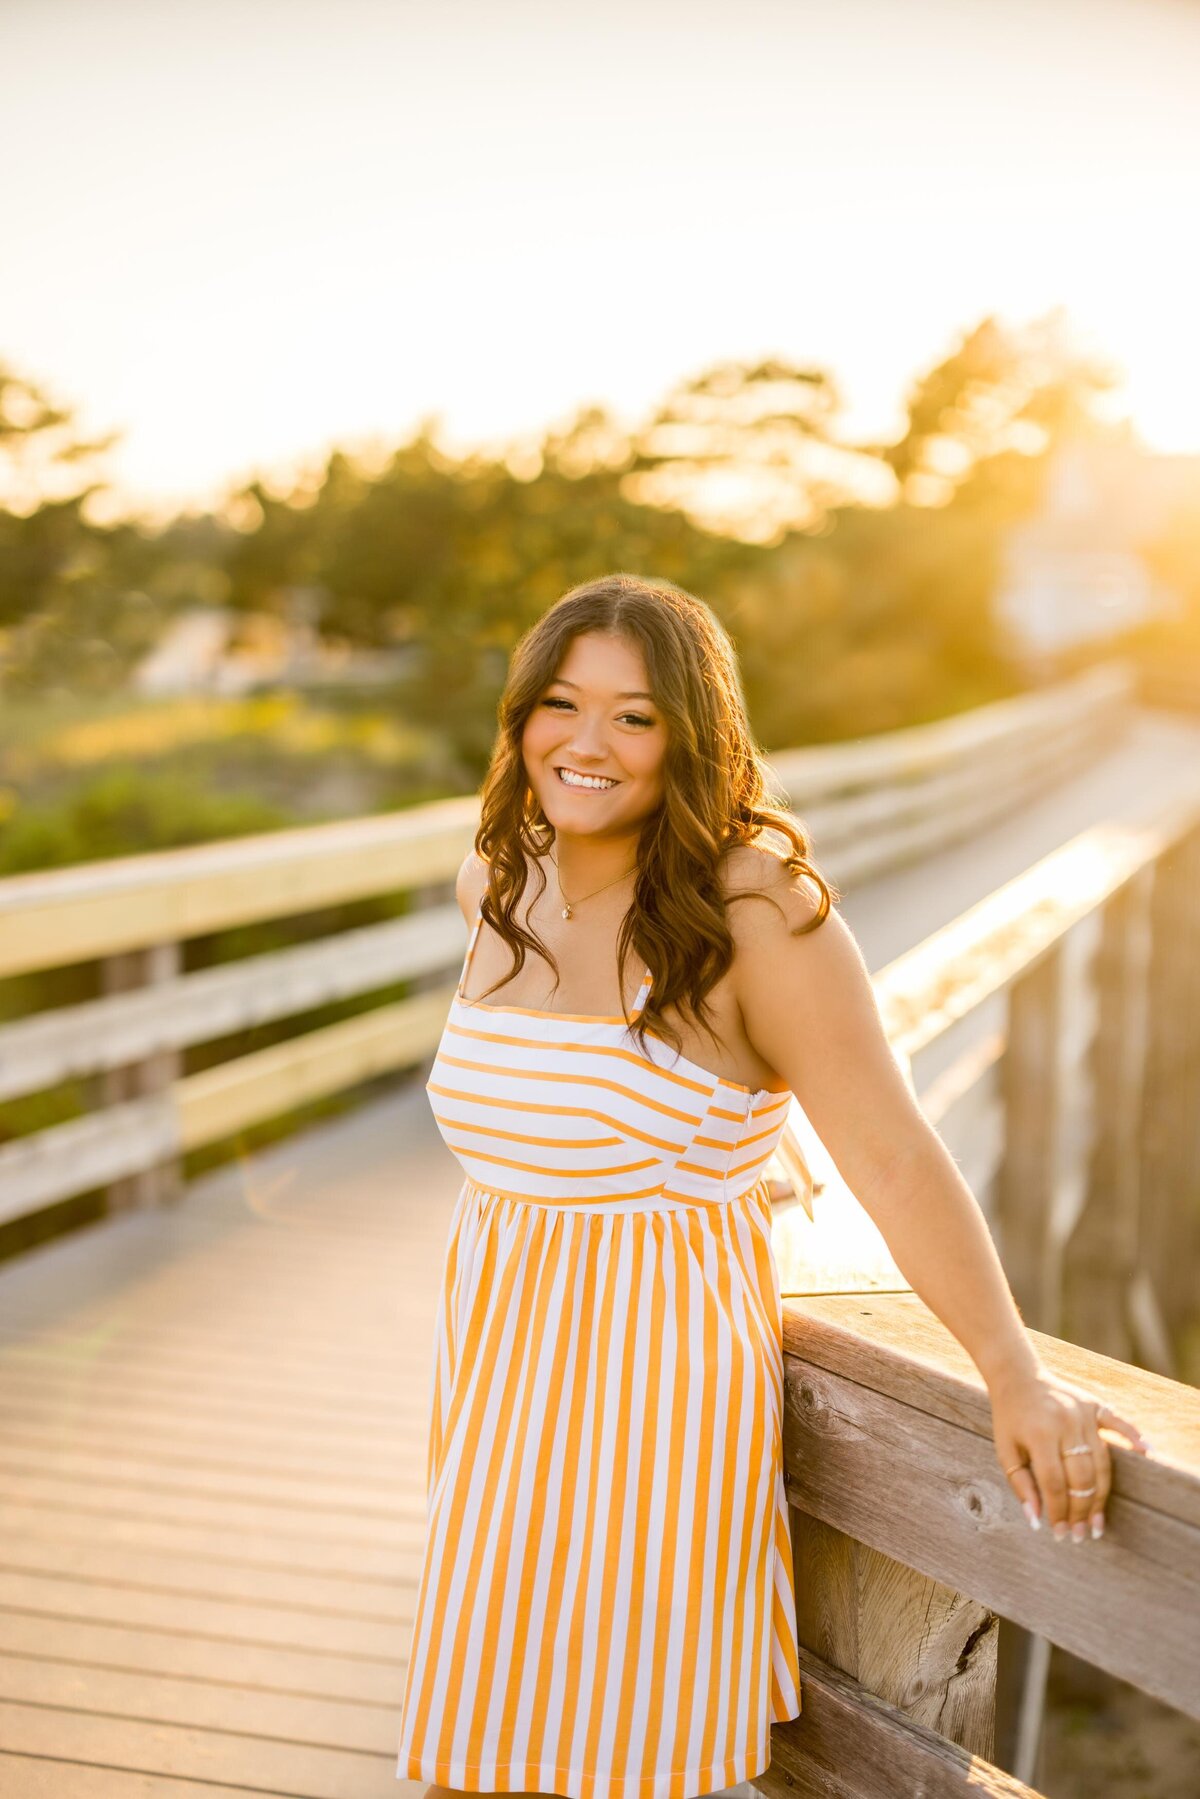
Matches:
[395,1174,803,1799]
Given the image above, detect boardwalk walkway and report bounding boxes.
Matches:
[1,704,1198,1797]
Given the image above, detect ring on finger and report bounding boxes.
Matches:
[1063,1443,1092,1457]
[1066,1483,1097,1497]
[1005,1461,1030,1478]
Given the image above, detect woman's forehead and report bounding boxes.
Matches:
[554,631,649,691]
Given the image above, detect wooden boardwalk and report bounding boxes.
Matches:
[0,1091,456,1797]
[2,703,1199,1796]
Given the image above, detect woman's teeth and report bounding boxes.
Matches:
[556,768,619,791]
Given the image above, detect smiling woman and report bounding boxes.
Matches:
[394,572,1150,1799]
[395,575,835,1799]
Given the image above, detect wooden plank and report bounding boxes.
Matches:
[784,1354,1200,1719]
[0,908,467,1102]
[100,940,184,1210]
[0,1654,401,1752]
[0,1531,420,1616]
[0,1362,418,1434]
[0,1703,414,1799]
[175,988,452,1149]
[0,1496,423,1576]
[0,986,453,1223]
[0,1464,426,1543]
[0,1438,414,1513]
[1140,822,1200,1342]
[0,1569,410,1656]
[0,1397,417,1479]
[780,1302,1200,1715]
[756,1644,1042,1798]
[810,724,1111,894]
[766,661,1128,800]
[996,925,1092,1333]
[0,1758,283,1798]
[0,1611,404,1704]
[782,1292,1200,1517]
[791,1511,997,1756]
[0,796,479,978]
[1066,864,1155,1362]
[0,1329,427,1396]
[871,786,1200,1060]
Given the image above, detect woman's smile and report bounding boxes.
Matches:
[555,766,621,791]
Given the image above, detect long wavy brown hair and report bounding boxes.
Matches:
[471,573,837,1061]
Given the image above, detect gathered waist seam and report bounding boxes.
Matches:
[460,1174,770,1216]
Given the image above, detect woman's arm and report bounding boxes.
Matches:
[730,850,1151,1539]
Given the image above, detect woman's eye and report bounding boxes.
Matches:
[541,698,654,727]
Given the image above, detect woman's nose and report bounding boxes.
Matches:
[567,721,608,757]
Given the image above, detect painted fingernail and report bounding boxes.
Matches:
[1072,1522,1086,1543]
[1022,1500,1040,1531]
[1053,1522,1069,1541]
[1091,1513,1105,1539]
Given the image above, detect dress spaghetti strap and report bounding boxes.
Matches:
[454,897,486,1001]
[457,893,652,1017]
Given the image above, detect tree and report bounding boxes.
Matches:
[874,309,1123,515]
[622,357,892,545]
[0,363,120,627]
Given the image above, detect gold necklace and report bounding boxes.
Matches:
[551,851,638,919]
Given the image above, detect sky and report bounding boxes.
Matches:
[4,0,1199,525]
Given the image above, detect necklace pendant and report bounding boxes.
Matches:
[561,904,572,919]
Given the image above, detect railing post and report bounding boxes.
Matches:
[995,915,1101,1337]
[1064,864,1155,1365]
[789,1505,998,1760]
[991,914,1100,1780]
[99,940,183,1211]
[1136,820,1200,1361]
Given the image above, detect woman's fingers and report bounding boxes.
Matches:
[1095,1400,1154,1453]
[1079,1405,1112,1539]
[1030,1428,1073,1537]
[995,1379,1153,1544]
[999,1441,1042,1529]
[1059,1425,1101,1542]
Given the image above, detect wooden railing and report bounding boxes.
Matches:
[0,663,1131,1235]
[764,781,1200,1788]
[764,1302,1199,1795]
[1,656,1196,1787]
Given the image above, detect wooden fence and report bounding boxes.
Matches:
[765,779,1200,1788]
[764,1298,1199,1795]
[0,662,1131,1234]
[1,655,1198,1791]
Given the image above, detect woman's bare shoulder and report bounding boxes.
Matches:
[719,839,827,936]
[455,850,490,925]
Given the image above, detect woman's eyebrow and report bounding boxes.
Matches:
[552,678,655,701]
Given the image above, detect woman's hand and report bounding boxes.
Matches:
[988,1360,1153,1542]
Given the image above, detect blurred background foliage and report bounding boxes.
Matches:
[3,305,1199,1202]
[6,306,1186,886]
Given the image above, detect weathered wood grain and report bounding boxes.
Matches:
[758,1644,1041,1798]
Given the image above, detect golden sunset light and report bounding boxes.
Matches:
[2,9,1200,1793]
[3,0,1199,525]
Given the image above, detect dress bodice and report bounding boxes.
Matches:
[425,899,799,1212]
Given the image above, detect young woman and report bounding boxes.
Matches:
[396,573,1149,1799]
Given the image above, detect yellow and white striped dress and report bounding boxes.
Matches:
[396,899,804,1799]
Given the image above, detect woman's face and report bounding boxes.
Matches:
[522,631,667,841]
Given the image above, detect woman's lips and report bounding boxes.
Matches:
[555,767,621,790]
